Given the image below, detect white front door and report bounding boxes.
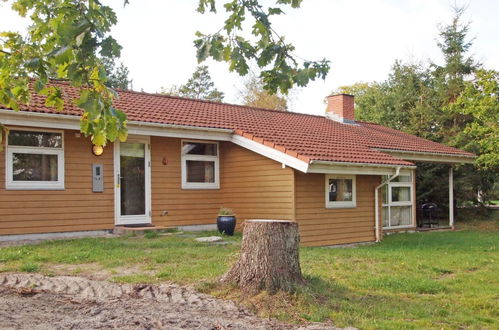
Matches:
[114,137,151,225]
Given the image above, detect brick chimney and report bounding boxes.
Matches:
[326,94,355,124]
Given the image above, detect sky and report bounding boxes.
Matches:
[1,0,498,116]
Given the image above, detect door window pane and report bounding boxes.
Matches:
[12,153,58,181]
[328,178,353,202]
[392,186,411,202]
[120,143,146,216]
[186,160,215,183]
[120,142,145,158]
[8,130,62,148]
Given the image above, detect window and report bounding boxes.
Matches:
[6,129,64,190]
[325,175,356,208]
[382,174,413,228]
[181,140,219,189]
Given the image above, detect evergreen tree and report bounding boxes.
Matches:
[434,7,479,103]
[174,66,225,102]
[433,6,480,143]
[335,6,496,208]
[102,58,132,90]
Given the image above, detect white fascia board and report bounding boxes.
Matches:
[309,160,415,175]
[127,120,232,141]
[230,134,309,173]
[373,148,476,164]
[0,109,80,130]
[0,109,232,141]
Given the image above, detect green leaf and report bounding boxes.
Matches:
[92,132,106,146]
[268,7,284,15]
[197,0,216,13]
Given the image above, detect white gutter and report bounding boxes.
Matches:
[373,148,476,164]
[373,147,476,159]
[374,166,401,242]
[310,159,415,169]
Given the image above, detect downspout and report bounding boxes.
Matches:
[375,167,401,242]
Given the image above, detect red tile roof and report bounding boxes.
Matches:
[5,80,475,166]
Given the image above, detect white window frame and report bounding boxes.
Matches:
[5,127,65,190]
[325,174,356,209]
[382,175,413,229]
[181,139,219,189]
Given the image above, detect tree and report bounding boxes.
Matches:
[335,6,495,207]
[102,58,132,90]
[195,0,329,95]
[446,69,499,203]
[167,65,224,102]
[0,0,127,147]
[433,6,480,144]
[434,6,479,103]
[221,220,304,293]
[447,69,499,171]
[0,0,330,146]
[336,62,439,140]
[159,85,181,97]
[239,74,288,110]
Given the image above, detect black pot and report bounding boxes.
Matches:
[217,215,236,236]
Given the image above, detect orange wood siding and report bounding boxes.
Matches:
[294,172,380,246]
[150,139,294,228]
[2,130,380,248]
[0,128,114,235]
[150,137,223,227]
[220,142,294,226]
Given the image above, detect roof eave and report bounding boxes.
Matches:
[0,108,233,141]
[309,159,416,168]
[308,159,415,175]
[372,148,476,164]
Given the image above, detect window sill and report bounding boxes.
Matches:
[5,183,65,190]
[325,203,357,209]
[383,225,415,230]
[181,183,220,190]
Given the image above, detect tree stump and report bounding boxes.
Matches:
[221,220,304,293]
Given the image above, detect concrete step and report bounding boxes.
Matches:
[113,225,172,236]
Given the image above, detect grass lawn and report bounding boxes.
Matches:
[0,217,498,329]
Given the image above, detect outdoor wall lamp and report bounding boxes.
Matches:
[92,144,104,156]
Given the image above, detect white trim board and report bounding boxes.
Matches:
[230,134,310,173]
[114,137,152,226]
[308,162,414,176]
[373,148,476,164]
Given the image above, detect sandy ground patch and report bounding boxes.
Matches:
[0,273,348,330]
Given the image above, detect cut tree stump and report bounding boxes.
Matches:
[221,219,304,293]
